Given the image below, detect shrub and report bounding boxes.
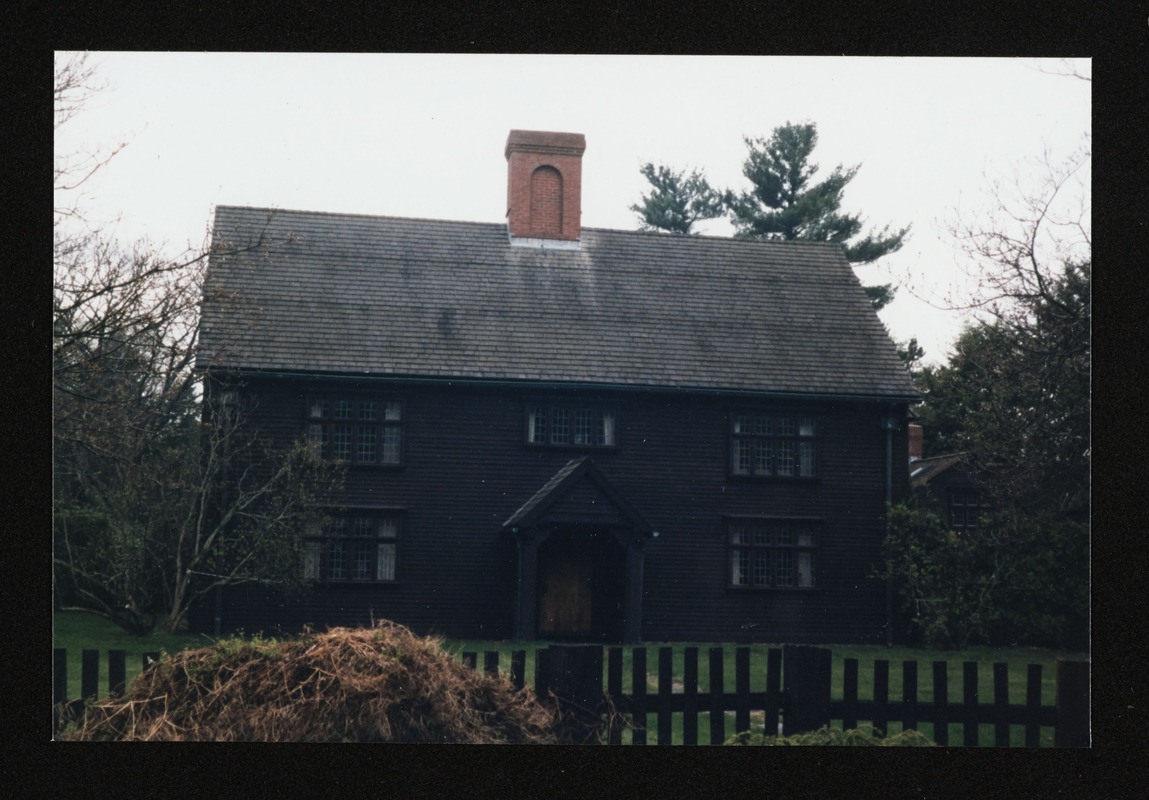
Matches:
[878,503,1089,649]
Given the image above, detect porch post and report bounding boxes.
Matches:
[623,534,645,644]
[514,530,539,641]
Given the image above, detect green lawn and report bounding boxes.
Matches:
[54,612,1087,746]
[53,611,228,704]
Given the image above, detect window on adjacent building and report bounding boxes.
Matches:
[304,513,400,583]
[949,489,983,532]
[306,395,403,465]
[728,519,818,589]
[730,414,816,477]
[527,404,616,448]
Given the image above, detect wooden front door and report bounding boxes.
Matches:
[537,534,594,638]
[534,530,626,641]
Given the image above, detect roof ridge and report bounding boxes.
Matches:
[214,205,847,251]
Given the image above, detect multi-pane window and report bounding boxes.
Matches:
[303,514,399,583]
[527,405,616,448]
[730,414,816,477]
[728,520,817,589]
[306,395,402,465]
[949,489,983,532]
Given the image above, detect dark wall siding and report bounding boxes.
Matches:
[194,376,911,644]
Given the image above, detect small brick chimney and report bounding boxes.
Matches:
[908,423,923,462]
[505,130,586,244]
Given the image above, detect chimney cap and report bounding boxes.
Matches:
[505,130,586,159]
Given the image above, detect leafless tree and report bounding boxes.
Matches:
[53,53,335,634]
[913,142,1090,515]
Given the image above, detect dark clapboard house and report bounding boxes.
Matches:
[193,130,919,644]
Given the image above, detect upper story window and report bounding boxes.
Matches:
[728,519,818,589]
[527,404,616,448]
[949,489,983,532]
[306,395,403,466]
[730,414,816,477]
[304,512,399,583]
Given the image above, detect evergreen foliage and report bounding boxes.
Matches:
[728,122,908,310]
[630,162,725,234]
[914,265,1089,515]
[632,121,909,309]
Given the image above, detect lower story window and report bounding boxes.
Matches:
[728,519,817,589]
[304,513,399,582]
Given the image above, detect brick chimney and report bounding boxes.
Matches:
[505,130,586,245]
[908,423,923,462]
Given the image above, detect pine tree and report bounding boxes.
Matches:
[630,162,725,234]
[728,122,909,310]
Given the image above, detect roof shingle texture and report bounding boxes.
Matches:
[198,206,918,399]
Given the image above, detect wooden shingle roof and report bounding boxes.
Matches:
[197,205,919,400]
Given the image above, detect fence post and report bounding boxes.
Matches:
[873,659,890,736]
[932,661,949,746]
[534,648,548,699]
[782,644,831,736]
[962,662,979,747]
[53,648,67,734]
[993,662,1010,747]
[735,647,751,736]
[109,650,127,697]
[903,660,919,732]
[510,650,526,690]
[708,647,725,744]
[80,649,99,702]
[632,647,648,745]
[682,647,699,745]
[540,644,604,744]
[1024,663,1042,748]
[657,647,673,745]
[763,648,782,738]
[1055,659,1090,747]
[607,647,624,746]
[843,658,859,731]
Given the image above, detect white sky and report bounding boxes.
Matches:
[55,53,1091,366]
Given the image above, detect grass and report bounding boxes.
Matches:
[53,611,226,704]
[55,612,1087,746]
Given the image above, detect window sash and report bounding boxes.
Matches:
[728,521,817,589]
[305,395,403,465]
[527,405,617,448]
[307,514,400,582]
[551,408,569,444]
[731,414,816,477]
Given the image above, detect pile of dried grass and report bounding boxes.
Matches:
[60,621,561,742]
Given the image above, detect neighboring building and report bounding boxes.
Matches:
[909,451,990,533]
[193,130,919,644]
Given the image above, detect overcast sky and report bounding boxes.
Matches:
[55,53,1091,366]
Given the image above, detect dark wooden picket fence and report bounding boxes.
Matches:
[463,644,1089,747]
[54,644,1089,746]
[52,648,161,735]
